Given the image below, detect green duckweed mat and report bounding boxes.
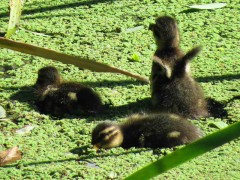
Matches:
[0,0,239,179]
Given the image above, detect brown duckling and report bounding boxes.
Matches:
[34,66,103,116]
[92,113,204,150]
[35,66,62,87]
[149,16,208,118]
[34,66,62,97]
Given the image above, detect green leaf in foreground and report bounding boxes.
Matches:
[0,37,149,83]
[5,0,24,38]
[125,121,240,180]
[189,3,227,10]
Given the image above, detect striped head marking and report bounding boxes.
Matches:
[92,124,123,150]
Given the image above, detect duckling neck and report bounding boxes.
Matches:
[157,45,178,52]
[120,123,143,148]
[155,47,182,60]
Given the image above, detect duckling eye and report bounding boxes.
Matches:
[108,130,113,134]
[98,133,106,141]
[97,129,115,141]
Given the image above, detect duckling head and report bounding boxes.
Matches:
[91,122,123,150]
[35,66,62,88]
[149,16,179,49]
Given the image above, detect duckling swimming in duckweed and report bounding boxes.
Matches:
[34,66,103,116]
[91,113,204,150]
[149,16,208,118]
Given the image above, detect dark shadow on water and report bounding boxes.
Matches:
[70,146,149,157]
[179,9,201,14]
[87,97,152,121]
[207,95,240,119]
[9,86,36,103]
[2,146,148,168]
[7,74,239,120]
[6,79,147,91]
[82,79,148,88]
[196,74,240,83]
[0,0,115,18]
[70,145,91,155]
[7,81,150,120]
[22,13,82,20]
[207,98,228,118]
[227,95,240,101]
[48,97,151,121]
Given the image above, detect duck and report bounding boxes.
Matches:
[34,66,62,97]
[91,113,204,150]
[34,66,103,116]
[149,16,208,118]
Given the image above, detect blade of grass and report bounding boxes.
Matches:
[0,37,149,83]
[5,0,24,38]
[125,121,240,180]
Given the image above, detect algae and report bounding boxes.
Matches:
[0,0,239,179]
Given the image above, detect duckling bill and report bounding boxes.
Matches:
[92,113,204,150]
[149,16,208,118]
[34,66,103,116]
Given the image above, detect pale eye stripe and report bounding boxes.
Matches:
[100,127,117,135]
[102,129,119,141]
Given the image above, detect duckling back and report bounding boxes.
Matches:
[37,82,103,116]
[121,113,204,148]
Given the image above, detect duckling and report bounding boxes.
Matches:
[149,16,208,118]
[92,113,203,150]
[34,66,62,88]
[34,66,103,116]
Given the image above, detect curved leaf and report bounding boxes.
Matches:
[189,3,227,10]
[5,0,24,38]
[0,37,149,83]
[125,121,240,179]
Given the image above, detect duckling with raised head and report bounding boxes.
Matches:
[34,66,62,97]
[34,66,103,116]
[92,113,203,150]
[35,66,62,88]
[149,16,208,118]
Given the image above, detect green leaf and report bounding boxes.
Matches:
[125,26,144,33]
[0,105,6,118]
[0,37,149,83]
[209,121,228,129]
[5,0,24,38]
[189,3,227,10]
[125,121,240,180]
